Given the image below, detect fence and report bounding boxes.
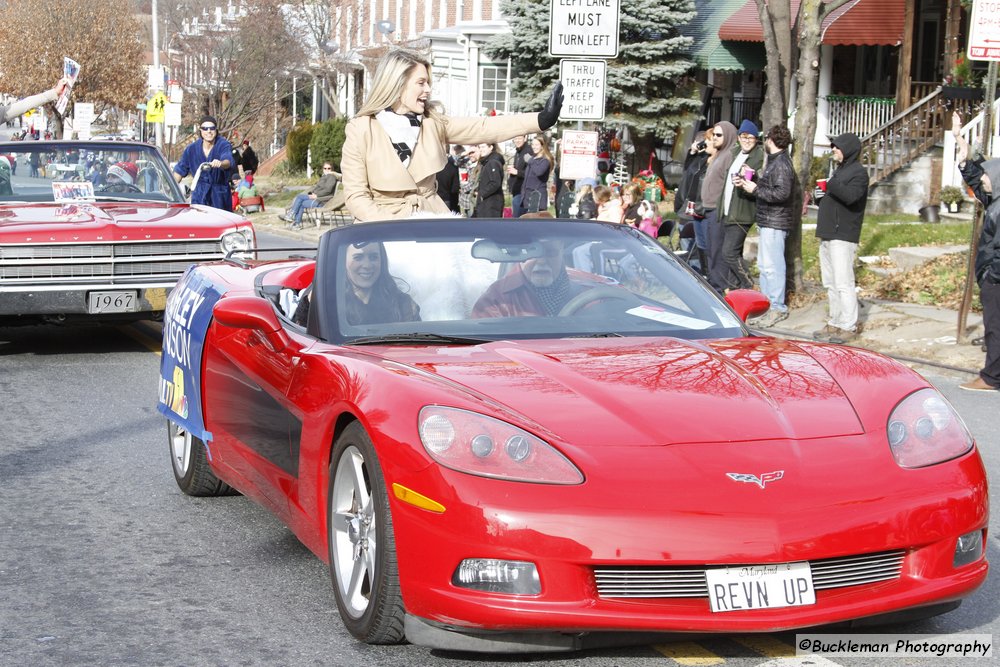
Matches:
[826,96,897,138]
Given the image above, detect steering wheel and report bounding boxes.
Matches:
[558,286,639,316]
[98,183,142,194]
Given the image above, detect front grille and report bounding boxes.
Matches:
[594,550,906,598]
[0,240,222,284]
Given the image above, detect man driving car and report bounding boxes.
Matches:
[472,239,589,318]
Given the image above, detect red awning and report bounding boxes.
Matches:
[718,0,904,46]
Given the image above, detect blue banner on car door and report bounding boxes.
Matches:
[157,267,224,442]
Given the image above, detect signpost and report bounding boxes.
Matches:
[559,60,606,121]
[959,0,1000,341]
[549,0,620,58]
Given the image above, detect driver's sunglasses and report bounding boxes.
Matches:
[200,125,217,131]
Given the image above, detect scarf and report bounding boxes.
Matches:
[376,108,422,167]
[532,271,573,316]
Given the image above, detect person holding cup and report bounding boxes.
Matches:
[714,119,764,291]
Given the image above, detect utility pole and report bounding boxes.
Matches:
[152,0,164,149]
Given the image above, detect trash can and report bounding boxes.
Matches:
[919,205,940,223]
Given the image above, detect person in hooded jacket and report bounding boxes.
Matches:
[675,128,715,273]
[954,111,1000,391]
[700,121,738,292]
[814,132,869,343]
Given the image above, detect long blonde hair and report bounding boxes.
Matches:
[356,49,444,121]
[532,134,555,166]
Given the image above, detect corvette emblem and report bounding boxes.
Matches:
[727,471,784,488]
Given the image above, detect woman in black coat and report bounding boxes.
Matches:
[473,143,505,218]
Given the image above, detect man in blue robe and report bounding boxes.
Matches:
[173,115,234,211]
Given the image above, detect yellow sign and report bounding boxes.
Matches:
[146,92,167,122]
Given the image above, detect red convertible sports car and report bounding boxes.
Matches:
[159,218,988,652]
[0,140,255,325]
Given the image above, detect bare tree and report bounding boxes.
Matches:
[163,0,305,136]
[0,0,146,137]
[756,0,854,292]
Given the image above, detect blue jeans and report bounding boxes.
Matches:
[290,193,321,225]
[756,227,788,312]
[511,193,524,218]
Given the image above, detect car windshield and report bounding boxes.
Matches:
[318,219,745,343]
[0,141,183,204]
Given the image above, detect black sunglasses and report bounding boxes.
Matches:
[200,125,217,131]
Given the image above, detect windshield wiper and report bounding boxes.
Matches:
[347,332,491,346]
[571,332,624,338]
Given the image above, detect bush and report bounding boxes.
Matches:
[939,185,965,206]
[286,121,314,172]
[309,117,348,173]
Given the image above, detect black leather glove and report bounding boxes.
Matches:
[537,82,564,131]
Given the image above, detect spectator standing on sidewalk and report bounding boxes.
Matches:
[240,139,259,175]
[701,122,738,292]
[953,111,1000,391]
[814,132,869,343]
[737,124,797,326]
[521,135,554,214]
[506,135,531,217]
[435,146,461,214]
[716,119,764,291]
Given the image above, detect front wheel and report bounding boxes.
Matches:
[327,422,405,644]
[167,420,236,496]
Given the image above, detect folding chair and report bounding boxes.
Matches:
[307,187,350,228]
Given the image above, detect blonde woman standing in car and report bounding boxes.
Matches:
[341,49,564,221]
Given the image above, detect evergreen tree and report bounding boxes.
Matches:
[487,0,701,145]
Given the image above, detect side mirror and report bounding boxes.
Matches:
[213,296,290,352]
[725,289,771,322]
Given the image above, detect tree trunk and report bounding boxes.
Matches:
[756,0,793,131]
[788,0,826,294]
[49,106,64,140]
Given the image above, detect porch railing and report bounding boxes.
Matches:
[826,95,896,138]
[705,97,763,128]
[859,88,944,186]
[942,95,1000,189]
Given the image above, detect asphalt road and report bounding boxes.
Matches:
[1,231,997,667]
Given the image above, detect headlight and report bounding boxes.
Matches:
[418,406,583,484]
[220,228,252,255]
[886,388,973,468]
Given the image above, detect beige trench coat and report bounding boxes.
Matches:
[341,112,541,222]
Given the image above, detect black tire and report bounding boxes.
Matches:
[167,420,236,497]
[327,422,405,644]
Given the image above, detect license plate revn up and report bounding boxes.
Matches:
[88,291,138,314]
[706,562,815,612]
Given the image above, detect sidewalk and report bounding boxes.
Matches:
[768,298,983,377]
[251,213,986,378]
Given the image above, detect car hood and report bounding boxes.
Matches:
[379,337,874,446]
[0,202,246,243]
